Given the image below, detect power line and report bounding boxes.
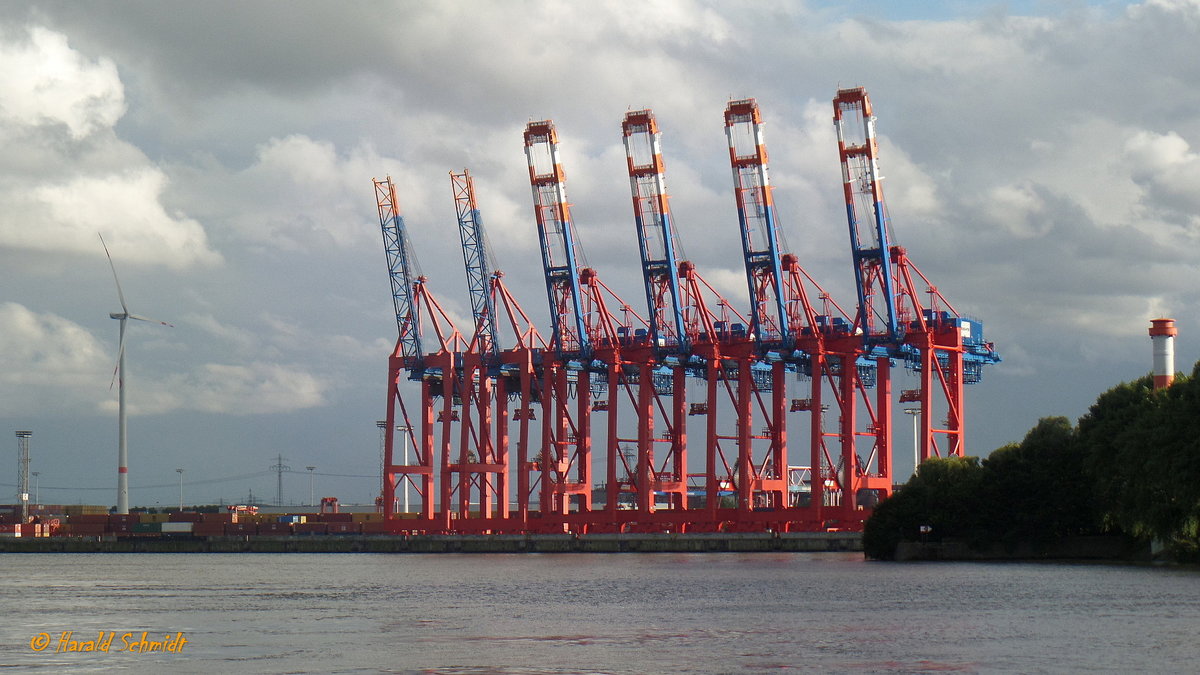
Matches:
[0,469,277,492]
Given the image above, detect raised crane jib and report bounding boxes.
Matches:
[450,169,500,360]
[834,87,901,345]
[524,120,589,358]
[622,109,687,353]
[724,99,790,347]
[373,176,424,371]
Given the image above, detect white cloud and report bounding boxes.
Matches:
[0,25,220,269]
[27,169,220,267]
[178,363,327,416]
[0,302,110,414]
[0,26,124,139]
[1124,129,1200,215]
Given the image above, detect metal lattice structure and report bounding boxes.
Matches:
[373,88,999,534]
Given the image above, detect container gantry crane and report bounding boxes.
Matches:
[368,87,999,536]
[444,170,509,522]
[833,87,999,462]
[434,170,547,532]
[374,176,464,525]
[523,120,631,526]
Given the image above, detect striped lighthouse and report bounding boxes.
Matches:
[1149,318,1177,390]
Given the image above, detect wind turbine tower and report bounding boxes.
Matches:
[100,234,173,514]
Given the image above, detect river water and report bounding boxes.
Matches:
[1,552,1196,673]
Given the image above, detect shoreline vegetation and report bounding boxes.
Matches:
[864,364,1200,564]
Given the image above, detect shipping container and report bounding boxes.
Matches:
[168,511,204,523]
[72,514,109,525]
[161,522,194,534]
[68,524,107,537]
[191,523,226,537]
[314,513,354,523]
[362,521,391,535]
[294,522,328,535]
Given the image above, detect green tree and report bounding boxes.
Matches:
[863,456,984,560]
[980,416,1099,545]
[1080,368,1200,557]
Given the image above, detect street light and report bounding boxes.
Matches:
[306,466,316,507]
[903,408,921,479]
[176,468,184,511]
[397,425,411,514]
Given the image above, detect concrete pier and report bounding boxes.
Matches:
[0,531,862,554]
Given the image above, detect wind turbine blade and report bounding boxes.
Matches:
[98,233,128,313]
[109,334,125,391]
[128,313,174,328]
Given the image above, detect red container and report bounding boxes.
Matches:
[70,524,107,536]
[314,513,354,523]
[223,523,256,535]
[294,522,328,535]
[192,523,226,536]
[326,522,362,534]
[168,512,204,523]
[72,514,110,525]
[202,513,235,523]
[256,523,292,535]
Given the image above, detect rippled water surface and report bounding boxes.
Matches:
[1,552,1197,673]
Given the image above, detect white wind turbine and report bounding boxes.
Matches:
[100,234,173,515]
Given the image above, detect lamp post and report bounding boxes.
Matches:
[306,466,316,507]
[903,408,921,479]
[397,425,411,514]
[15,431,31,520]
[176,468,184,510]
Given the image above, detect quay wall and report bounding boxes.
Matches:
[0,531,862,554]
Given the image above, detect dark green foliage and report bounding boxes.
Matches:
[867,362,1200,561]
[1081,368,1200,558]
[866,418,1102,559]
[980,417,1098,545]
[863,456,985,560]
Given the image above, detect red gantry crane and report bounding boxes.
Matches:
[369,88,998,536]
[833,86,999,464]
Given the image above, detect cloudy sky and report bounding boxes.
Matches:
[0,0,1196,508]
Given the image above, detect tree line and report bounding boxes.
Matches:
[863,362,1200,560]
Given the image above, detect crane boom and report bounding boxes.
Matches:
[524,120,589,357]
[373,176,424,371]
[724,99,790,347]
[450,170,500,360]
[834,87,901,344]
[622,109,687,353]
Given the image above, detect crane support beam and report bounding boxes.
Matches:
[834,87,902,344]
[724,99,790,348]
[622,110,688,353]
[524,121,589,357]
[450,170,500,360]
[374,177,425,371]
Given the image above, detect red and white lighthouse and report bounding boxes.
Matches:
[1149,318,1178,390]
